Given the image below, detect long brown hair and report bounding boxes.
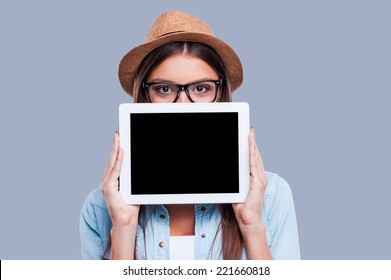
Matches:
[103,41,243,260]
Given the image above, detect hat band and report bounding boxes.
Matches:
[156,30,186,39]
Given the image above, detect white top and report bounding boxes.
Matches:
[169,235,195,260]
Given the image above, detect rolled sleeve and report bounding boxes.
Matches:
[265,172,301,259]
[79,188,111,259]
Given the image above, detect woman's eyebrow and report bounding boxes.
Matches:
[148,77,218,83]
[148,78,175,83]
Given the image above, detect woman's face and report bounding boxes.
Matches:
[145,53,220,103]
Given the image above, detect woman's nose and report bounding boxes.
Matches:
[176,90,191,103]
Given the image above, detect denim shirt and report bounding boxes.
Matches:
[79,171,301,259]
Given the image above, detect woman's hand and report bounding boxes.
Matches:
[233,127,268,227]
[232,127,272,259]
[100,132,139,259]
[100,132,140,226]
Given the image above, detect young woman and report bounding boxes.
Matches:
[80,11,300,260]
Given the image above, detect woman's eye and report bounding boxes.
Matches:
[193,85,209,93]
[160,86,170,93]
[153,85,174,94]
[196,86,205,92]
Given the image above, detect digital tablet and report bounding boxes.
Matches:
[119,102,250,204]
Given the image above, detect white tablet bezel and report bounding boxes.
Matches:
[119,102,250,205]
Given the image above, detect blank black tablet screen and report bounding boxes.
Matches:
[130,112,239,195]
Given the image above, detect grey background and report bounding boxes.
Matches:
[0,0,390,259]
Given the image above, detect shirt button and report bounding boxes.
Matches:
[159,242,165,248]
[159,214,165,219]
[201,207,206,212]
[201,234,206,238]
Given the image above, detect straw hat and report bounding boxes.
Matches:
[118,11,243,97]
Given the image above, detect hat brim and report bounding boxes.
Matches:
[118,32,243,97]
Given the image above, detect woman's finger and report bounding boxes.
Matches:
[103,132,120,180]
[253,132,268,187]
[254,141,265,174]
[108,147,124,183]
[249,128,261,179]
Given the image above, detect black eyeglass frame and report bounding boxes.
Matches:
[142,79,222,103]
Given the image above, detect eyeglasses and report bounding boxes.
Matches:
[142,79,222,103]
